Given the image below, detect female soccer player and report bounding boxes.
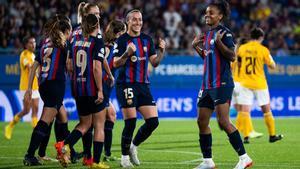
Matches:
[70,2,115,166]
[37,15,76,164]
[113,9,166,168]
[192,1,252,169]
[55,14,109,169]
[5,36,40,140]
[233,38,263,144]
[236,27,283,143]
[23,15,72,166]
[102,20,126,162]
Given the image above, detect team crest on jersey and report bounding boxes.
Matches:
[143,46,147,52]
[131,55,137,62]
[127,99,133,105]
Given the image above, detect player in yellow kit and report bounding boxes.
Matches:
[232,38,263,143]
[236,27,282,143]
[5,36,40,140]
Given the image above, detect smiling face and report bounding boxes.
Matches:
[127,11,143,35]
[205,5,223,27]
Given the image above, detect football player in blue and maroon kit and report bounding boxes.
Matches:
[102,20,126,162]
[23,15,72,166]
[192,1,252,169]
[113,9,166,168]
[55,14,109,169]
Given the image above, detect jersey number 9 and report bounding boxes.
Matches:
[76,50,87,76]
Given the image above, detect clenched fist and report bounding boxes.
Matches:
[158,38,166,51]
[126,42,136,56]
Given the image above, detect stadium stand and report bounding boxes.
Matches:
[0,0,299,56]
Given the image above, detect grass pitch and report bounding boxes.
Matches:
[0,118,299,169]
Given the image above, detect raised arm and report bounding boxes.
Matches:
[149,38,166,68]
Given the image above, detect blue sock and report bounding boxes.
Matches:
[104,120,114,156]
[199,133,212,158]
[228,130,246,156]
[26,120,49,157]
[121,118,136,155]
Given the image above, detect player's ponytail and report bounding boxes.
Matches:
[77,2,86,24]
[104,20,126,44]
[209,0,230,21]
[43,14,71,48]
[81,14,99,38]
[78,2,99,24]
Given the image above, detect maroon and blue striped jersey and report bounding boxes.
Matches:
[201,25,235,90]
[103,43,116,82]
[69,33,105,97]
[36,38,67,84]
[114,33,156,84]
[102,42,119,97]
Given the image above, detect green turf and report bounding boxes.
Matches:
[0,118,299,169]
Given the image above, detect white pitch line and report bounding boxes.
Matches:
[0,157,23,159]
[180,158,201,164]
[140,149,200,156]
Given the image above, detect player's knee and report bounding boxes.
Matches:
[77,122,92,133]
[217,118,230,130]
[23,107,31,115]
[145,117,159,132]
[197,118,208,130]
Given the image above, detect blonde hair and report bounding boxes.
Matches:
[77,2,99,24]
[126,9,141,23]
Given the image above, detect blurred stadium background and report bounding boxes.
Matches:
[1,1,300,169]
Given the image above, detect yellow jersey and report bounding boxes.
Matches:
[231,60,241,83]
[237,41,275,90]
[19,49,38,90]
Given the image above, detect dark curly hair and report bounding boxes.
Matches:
[208,0,230,21]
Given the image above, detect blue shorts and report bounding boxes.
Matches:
[39,80,65,110]
[75,96,106,116]
[197,87,233,110]
[116,83,156,108]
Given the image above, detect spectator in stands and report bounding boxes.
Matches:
[0,0,300,56]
